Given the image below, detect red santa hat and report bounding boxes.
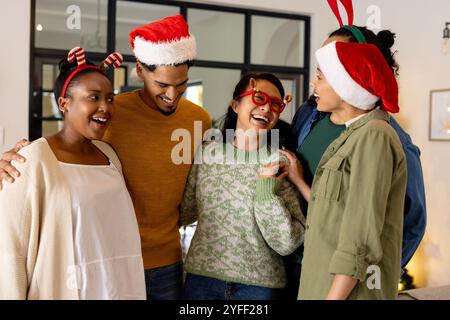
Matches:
[129,14,196,66]
[315,41,399,113]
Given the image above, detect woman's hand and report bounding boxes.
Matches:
[279,149,305,185]
[279,149,311,202]
[258,161,289,180]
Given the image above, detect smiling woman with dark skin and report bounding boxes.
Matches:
[46,71,114,165]
[0,48,146,300]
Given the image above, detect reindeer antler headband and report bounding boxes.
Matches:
[327,0,367,43]
[61,47,123,98]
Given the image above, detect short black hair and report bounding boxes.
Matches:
[139,60,195,72]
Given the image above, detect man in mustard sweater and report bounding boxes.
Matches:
[0,15,211,300]
[103,15,211,300]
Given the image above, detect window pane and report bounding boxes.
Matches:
[188,9,245,63]
[35,0,107,52]
[42,64,56,91]
[114,61,144,93]
[42,120,64,137]
[116,1,179,55]
[42,92,61,118]
[251,16,305,67]
[278,76,303,124]
[183,81,204,107]
[114,66,126,94]
[187,67,242,122]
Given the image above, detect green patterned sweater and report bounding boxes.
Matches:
[180,142,306,288]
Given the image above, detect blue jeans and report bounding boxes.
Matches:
[183,273,283,300]
[144,262,183,300]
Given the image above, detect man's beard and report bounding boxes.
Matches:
[158,106,177,116]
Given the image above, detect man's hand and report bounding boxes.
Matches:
[0,139,30,190]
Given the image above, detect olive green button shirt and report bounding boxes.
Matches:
[298,109,407,300]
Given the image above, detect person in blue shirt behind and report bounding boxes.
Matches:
[282,25,426,299]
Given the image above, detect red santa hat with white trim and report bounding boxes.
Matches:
[129,14,196,66]
[315,41,399,113]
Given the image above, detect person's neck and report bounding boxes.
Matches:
[330,104,368,125]
[138,88,158,111]
[233,130,264,152]
[52,128,95,154]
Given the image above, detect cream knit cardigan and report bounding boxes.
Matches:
[0,138,123,300]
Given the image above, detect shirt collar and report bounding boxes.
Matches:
[345,113,368,127]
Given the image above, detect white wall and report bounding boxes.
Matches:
[0,0,31,154]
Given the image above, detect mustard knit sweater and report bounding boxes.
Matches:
[103,90,211,269]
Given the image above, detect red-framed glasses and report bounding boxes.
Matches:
[239,88,290,114]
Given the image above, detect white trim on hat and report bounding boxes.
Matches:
[315,41,378,110]
[133,35,197,66]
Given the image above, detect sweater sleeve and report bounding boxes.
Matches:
[0,159,39,299]
[254,177,306,256]
[179,162,200,226]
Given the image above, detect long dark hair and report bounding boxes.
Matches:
[220,73,296,151]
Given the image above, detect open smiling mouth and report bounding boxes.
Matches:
[91,116,109,126]
[314,93,320,102]
[160,96,176,106]
[252,114,270,124]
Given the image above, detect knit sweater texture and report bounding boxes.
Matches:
[180,142,306,288]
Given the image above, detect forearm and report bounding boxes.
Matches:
[326,274,358,300]
[255,179,305,256]
[294,179,311,203]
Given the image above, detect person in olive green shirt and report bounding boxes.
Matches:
[281,40,407,300]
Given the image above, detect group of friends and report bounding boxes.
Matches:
[0,1,426,301]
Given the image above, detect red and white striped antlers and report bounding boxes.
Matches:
[102,52,124,71]
[67,46,123,71]
[67,46,86,66]
[61,47,124,98]
[327,0,354,27]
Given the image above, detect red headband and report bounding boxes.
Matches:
[61,47,123,98]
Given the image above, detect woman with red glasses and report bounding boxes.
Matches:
[179,73,306,300]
